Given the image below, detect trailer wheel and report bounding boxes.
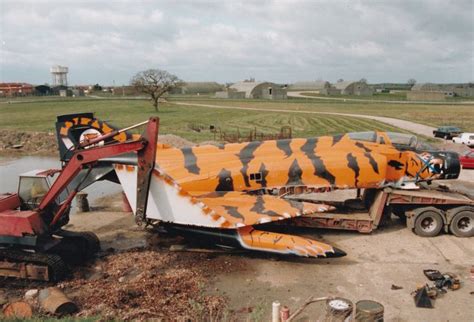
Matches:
[414,210,444,237]
[449,208,474,237]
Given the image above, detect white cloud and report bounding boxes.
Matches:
[0,0,472,84]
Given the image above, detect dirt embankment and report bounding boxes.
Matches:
[0,130,58,156]
[0,130,197,156]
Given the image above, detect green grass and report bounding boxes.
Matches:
[301,91,409,101]
[0,98,411,143]
[168,97,473,131]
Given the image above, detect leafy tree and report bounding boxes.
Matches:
[407,78,417,86]
[93,83,102,91]
[131,69,182,111]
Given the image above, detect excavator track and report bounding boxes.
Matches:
[52,230,101,264]
[0,248,67,282]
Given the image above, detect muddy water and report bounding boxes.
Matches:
[0,155,121,210]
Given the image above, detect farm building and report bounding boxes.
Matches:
[225,81,287,99]
[411,83,454,97]
[334,81,374,96]
[411,83,474,97]
[452,84,474,97]
[407,91,446,101]
[215,89,246,99]
[34,85,52,96]
[0,83,34,97]
[288,81,330,91]
[172,82,224,95]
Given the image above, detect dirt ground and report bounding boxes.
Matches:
[0,186,472,320]
[0,134,472,320]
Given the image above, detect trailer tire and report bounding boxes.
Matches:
[414,209,444,237]
[449,209,474,237]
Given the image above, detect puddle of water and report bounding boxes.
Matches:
[0,155,122,211]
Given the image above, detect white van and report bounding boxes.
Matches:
[452,133,474,147]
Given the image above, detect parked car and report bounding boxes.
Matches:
[433,126,462,139]
[452,133,474,147]
[459,150,474,169]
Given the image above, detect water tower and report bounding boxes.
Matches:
[50,65,68,86]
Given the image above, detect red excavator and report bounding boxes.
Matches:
[0,116,158,281]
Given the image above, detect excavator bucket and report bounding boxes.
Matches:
[135,117,159,225]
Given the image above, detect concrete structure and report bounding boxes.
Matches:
[407,91,446,101]
[319,87,342,95]
[215,90,246,99]
[412,83,474,97]
[288,81,331,91]
[334,81,374,96]
[59,89,73,97]
[34,85,52,96]
[0,83,34,97]
[453,85,474,97]
[173,82,224,95]
[50,65,68,86]
[225,81,287,99]
[72,88,85,97]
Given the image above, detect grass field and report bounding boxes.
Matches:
[299,91,474,102]
[0,98,414,143]
[1,96,472,143]
[301,92,409,101]
[167,97,473,130]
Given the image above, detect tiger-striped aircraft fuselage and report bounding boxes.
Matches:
[56,114,460,258]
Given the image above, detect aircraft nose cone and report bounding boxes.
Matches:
[442,151,461,179]
[326,247,347,258]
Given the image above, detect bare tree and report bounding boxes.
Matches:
[131,69,182,111]
[407,78,417,86]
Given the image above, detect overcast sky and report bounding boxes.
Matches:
[1,0,473,85]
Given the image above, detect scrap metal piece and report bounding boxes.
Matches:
[38,287,78,316]
[423,269,443,281]
[355,300,384,321]
[413,286,433,308]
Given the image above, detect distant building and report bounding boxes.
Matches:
[411,83,474,97]
[407,91,446,101]
[34,85,52,96]
[288,81,331,91]
[0,83,34,97]
[453,84,474,97]
[50,65,68,86]
[59,89,73,97]
[334,81,374,96]
[216,81,287,99]
[172,82,224,95]
[411,83,453,97]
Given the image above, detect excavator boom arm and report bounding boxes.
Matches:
[38,117,159,227]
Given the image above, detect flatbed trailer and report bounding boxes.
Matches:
[287,185,474,238]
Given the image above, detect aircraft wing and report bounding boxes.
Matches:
[195,192,343,257]
[196,191,333,228]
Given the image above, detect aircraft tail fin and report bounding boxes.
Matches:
[55,112,133,162]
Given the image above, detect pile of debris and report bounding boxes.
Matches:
[62,249,229,320]
[159,134,195,148]
[1,248,238,320]
[412,269,461,308]
[0,130,197,155]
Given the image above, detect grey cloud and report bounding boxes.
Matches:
[0,0,472,85]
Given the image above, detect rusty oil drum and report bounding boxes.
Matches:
[38,287,78,316]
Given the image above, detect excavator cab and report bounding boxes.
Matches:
[18,170,66,210]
